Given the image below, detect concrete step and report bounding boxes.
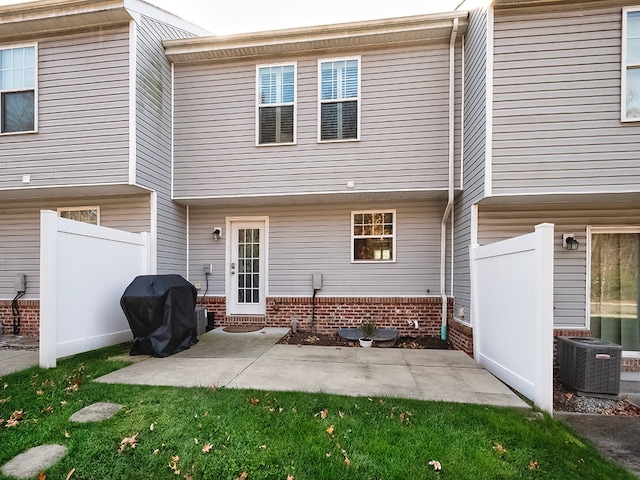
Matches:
[621,372,640,394]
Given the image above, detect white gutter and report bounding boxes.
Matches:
[440,17,459,340]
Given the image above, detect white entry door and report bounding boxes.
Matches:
[228,220,267,315]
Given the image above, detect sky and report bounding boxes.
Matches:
[0,0,471,35]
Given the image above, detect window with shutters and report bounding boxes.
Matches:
[256,63,296,145]
[623,7,640,121]
[318,57,360,142]
[0,45,36,134]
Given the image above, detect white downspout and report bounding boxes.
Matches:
[440,17,459,340]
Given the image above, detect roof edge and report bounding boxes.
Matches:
[164,11,469,64]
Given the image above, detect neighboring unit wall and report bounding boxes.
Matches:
[453,7,489,324]
[0,26,131,190]
[491,1,640,194]
[173,45,457,199]
[135,15,197,275]
[0,195,151,301]
[478,201,640,328]
[188,200,445,297]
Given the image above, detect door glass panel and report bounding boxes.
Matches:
[591,233,640,351]
[237,228,260,304]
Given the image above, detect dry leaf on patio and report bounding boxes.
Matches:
[117,433,138,454]
[429,460,442,471]
[202,443,213,453]
[326,425,334,435]
[65,468,75,480]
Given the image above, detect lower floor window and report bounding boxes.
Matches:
[352,210,395,262]
[58,206,100,225]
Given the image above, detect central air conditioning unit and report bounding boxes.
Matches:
[194,306,208,336]
[557,336,622,396]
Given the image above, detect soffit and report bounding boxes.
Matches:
[0,0,132,42]
[164,11,469,65]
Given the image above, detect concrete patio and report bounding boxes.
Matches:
[95,327,528,408]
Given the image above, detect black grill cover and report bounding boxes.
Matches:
[120,275,198,357]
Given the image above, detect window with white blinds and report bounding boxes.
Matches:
[319,57,360,141]
[257,63,296,144]
[0,45,36,134]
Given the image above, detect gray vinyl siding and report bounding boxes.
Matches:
[173,45,455,199]
[453,8,489,322]
[0,195,151,300]
[492,2,640,195]
[188,200,445,297]
[0,27,131,191]
[135,16,196,275]
[478,202,640,328]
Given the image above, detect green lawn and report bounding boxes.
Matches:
[0,344,634,480]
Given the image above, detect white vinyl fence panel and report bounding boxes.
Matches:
[470,223,554,413]
[39,210,150,368]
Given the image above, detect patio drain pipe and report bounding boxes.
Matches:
[440,17,459,341]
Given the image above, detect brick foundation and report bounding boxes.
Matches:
[448,318,473,357]
[0,300,40,336]
[199,296,453,338]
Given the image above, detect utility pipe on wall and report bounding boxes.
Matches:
[440,17,459,340]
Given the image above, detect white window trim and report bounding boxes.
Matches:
[351,209,396,263]
[0,42,38,135]
[57,206,101,225]
[622,6,640,122]
[317,55,361,143]
[255,62,297,146]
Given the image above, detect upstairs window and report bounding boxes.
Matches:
[623,8,640,121]
[257,63,295,145]
[352,211,395,262]
[58,207,100,225]
[319,57,360,141]
[1,45,36,133]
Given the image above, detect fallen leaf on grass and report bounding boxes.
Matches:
[202,443,213,453]
[150,423,155,431]
[250,398,259,405]
[42,405,53,414]
[399,411,412,424]
[317,408,328,419]
[117,433,138,454]
[338,411,344,419]
[237,472,248,480]
[0,397,10,403]
[60,400,67,406]
[342,449,351,466]
[64,431,70,438]
[287,475,294,480]
[153,449,160,455]
[326,425,334,435]
[65,468,75,480]
[168,456,181,475]
[429,460,442,472]
[492,443,507,454]
[5,410,23,428]
[529,461,539,470]
[36,390,44,395]
[38,471,46,480]
[209,385,217,393]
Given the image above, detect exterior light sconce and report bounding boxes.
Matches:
[212,227,222,241]
[562,234,579,250]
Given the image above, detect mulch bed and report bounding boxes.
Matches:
[277,332,452,349]
[277,331,639,416]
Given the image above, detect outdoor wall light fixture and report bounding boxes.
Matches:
[562,234,579,250]
[212,227,222,241]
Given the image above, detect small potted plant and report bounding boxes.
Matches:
[359,319,377,348]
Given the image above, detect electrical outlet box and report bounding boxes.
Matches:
[204,264,213,275]
[312,272,322,290]
[14,273,26,293]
